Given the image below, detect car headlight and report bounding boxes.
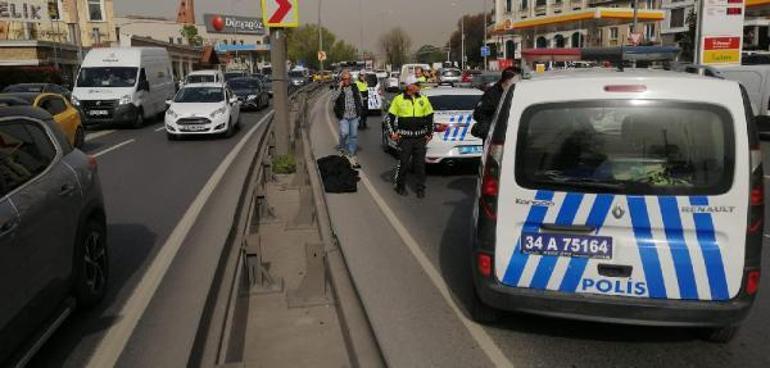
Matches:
[119,94,132,105]
[166,108,178,118]
[71,96,80,106]
[248,94,257,100]
[210,106,227,118]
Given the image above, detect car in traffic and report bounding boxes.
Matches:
[313,71,333,82]
[227,77,270,111]
[0,106,108,366]
[382,87,483,167]
[72,47,175,128]
[461,70,483,83]
[399,63,431,86]
[0,92,86,148]
[439,68,462,84]
[253,74,274,97]
[472,72,501,91]
[364,73,383,115]
[185,70,225,85]
[469,69,763,343]
[2,83,72,100]
[165,83,241,139]
[385,72,400,92]
[224,71,248,81]
[289,70,307,88]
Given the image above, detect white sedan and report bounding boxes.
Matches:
[382,87,483,167]
[165,83,241,139]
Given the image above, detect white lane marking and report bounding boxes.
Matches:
[86,110,275,368]
[155,126,166,132]
[91,139,135,158]
[320,94,514,368]
[85,129,116,142]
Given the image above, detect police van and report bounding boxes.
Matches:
[470,69,763,342]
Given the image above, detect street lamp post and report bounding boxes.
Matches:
[461,16,466,70]
[483,0,488,70]
[318,0,323,70]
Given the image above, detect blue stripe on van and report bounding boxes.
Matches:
[628,196,667,299]
[459,115,471,141]
[450,116,462,141]
[689,196,729,300]
[502,190,554,286]
[559,194,614,292]
[658,196,699,300]
[529,193,584,289]
[443,115,454,141]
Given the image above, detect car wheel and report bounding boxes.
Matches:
[73,218,109,308]
[167,132,177,141]
[74,126,86,149]
[701,326,738,343]
[132,109,144,129]
[225,120,235,138]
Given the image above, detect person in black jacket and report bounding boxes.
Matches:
[332,70,364,168]
[471,67,518,140]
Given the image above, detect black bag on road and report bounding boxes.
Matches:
[317,155,359,193]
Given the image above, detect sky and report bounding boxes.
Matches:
[114,0,490,55]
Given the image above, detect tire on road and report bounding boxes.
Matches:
[167,132,177,141]
[74,126,85,149]
[468,289,502,325]
[132,108,144,129]
[72,218,109,308]
[700,326,739,343]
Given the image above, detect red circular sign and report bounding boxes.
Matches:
[211,16,225,32]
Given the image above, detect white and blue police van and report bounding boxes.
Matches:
[470,69,764,342]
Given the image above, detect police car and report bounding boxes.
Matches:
[470,69,763,342]
[382,87,483,167]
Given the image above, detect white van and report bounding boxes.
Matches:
[717,65,770,136]
[399,63,431,86]
[185,70,225,85]
[72,47,175,128]
[470,69,763,343]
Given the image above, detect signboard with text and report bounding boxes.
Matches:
[0,0,50,23]
[204,14,265,35]
[261,0,299,28]
[698,0,745,66]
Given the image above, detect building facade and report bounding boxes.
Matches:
[490,0,665,65]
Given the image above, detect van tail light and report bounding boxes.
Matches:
[477,143,504,251]
[748,145,764,234]
[477,252,493,278]
[604,85,647,93]
[434,123,449,132]
[746,270,760,296]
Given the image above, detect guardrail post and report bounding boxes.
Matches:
[245,234,283,295]
[286,242,331,308]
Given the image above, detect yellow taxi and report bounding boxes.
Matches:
[0,92,85,148]
[313,71,333,82]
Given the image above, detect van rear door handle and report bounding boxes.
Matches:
[540,223,596,233]
[598,264,633,278]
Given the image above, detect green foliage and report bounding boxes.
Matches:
[380,27,412,68]
[447,13,487,68]
[287,25,358,69]
[180,25,203,46]
[415,44,445,64]
[273,154,296,174]
[675,9,698,63]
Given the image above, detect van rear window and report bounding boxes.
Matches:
[515,101,735,195]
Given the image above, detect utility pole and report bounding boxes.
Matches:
[318,0,323,70]
[483,0,488,70]
[271,29,290,155]
[359,0,364,61]
[461,16,466,70]
[632,0,638,36]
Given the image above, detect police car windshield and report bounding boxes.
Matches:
[515,101,735,195]
[365,75,379,86]
[428,95,482,111]
[289,71,305,78]
[174,87,224,103]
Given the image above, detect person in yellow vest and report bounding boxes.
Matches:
[384,75,434,198]
[415,67,428,84]
[355,72,369,129]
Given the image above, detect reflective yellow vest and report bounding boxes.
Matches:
[355,80,368,92]
[388,93,433,118]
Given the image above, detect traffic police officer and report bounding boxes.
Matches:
[415,67,428,84]
[355,72,369,129]
[385,75,434,198]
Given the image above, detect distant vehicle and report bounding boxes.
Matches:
[255,74,273,97]
[165,83,241,139]
[363,73,383,114]
[224,71,248,81]
[439,68,462,84]
[461,70,483,83]
[0,92,85,148]
[261,66,273,76]
[228,77,270,111]
[0,106,108,366]
[716,65,770,136]
[313,71,333,82]
[72,47,175,128]
[2,83,72,100]
[386,72,400,92]
[289,70,307,87]
[399,63,431,86]
[374,69,389,79]
[382,87,483,166]
[185,70,225,85]
[472,72,501,91]
[470,70,762,344]
[742,51,770,65]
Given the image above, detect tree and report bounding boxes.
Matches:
[675,10,697,63]
[287,24,357,69]
[180,25,203,46]
[415,45,445,64]
[380,27,412,68]
[446,13,486,68]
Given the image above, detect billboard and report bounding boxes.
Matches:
[204,13,265,35]
[697,0,745,66]
[0,0,51,23]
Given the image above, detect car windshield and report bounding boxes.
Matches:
[515,101,734,195]
[225,73,244,80]
[442,70,461,77]
[3,84,44,93]
[365,75,379,86]
[428,95,482,111]
[76,67,138,88]
[289,71,304,78]
[187,75,216,84]
[228,79,260,89]
[174,87,224,103]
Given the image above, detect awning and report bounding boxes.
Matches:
[746,0,770,16]
[521,48,581,62]
[495,7,665,34]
